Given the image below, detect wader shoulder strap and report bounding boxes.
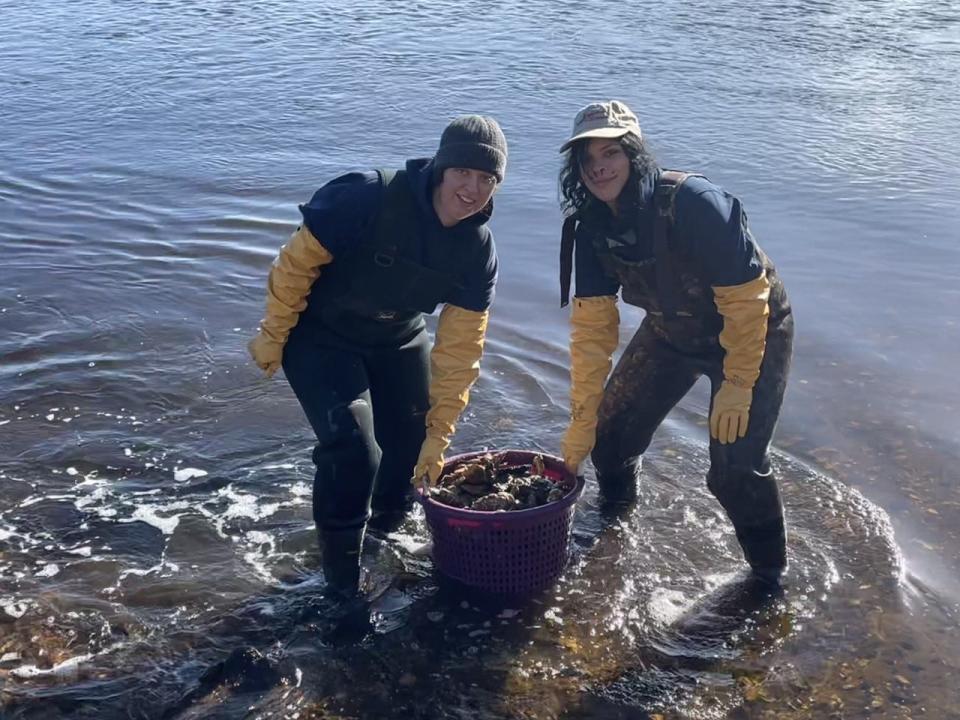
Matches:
[559,214,579,308]
[372,168,418,268]
[653,170,702,318]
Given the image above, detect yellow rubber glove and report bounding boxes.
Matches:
[412,305,490,486]
[249,224,334,377]
[248,334,284,378]
[710,383,754,444]
[413,436,448,488]
[561,296,620,472]
[710,271,771,444]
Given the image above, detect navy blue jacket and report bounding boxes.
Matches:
[299,158,498,313]
[575,169,763,298]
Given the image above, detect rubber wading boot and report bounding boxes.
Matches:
[320,527,365,598]
[595,456,642,507]
[707,465,787,586]
[368,491,415,534]
[735,516,787,586]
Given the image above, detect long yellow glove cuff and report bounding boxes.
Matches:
[413,306,489,484]
[561,296,620,470]
[710,271,771,443]
[249,225,334,377]
[260,225,334,344]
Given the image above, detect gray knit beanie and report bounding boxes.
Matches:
[433,115,507,183]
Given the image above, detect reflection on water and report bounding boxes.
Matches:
[2,0,960,717]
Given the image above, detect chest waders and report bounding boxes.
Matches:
[287,169,469,596]
[303,169,468,347]
[561,172,794,583]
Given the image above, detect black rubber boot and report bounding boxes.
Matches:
[320,526,365,598]
[594,455,642,506]
[368,484,415,534]
[707,465,787,585]
[735,516,787,585]
[315,526,374,646]
[367,502,412,534]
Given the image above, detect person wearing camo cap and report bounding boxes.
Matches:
[557,100,794,585]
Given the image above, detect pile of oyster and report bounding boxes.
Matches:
[427,453,573,512]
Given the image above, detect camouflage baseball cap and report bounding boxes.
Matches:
[559,100,642,153]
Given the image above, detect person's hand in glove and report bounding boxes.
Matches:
[249,223,333,379]
[561,430,590,477]
[248,334,284,378]
[711,271,772,446]
[412,435,448,487]
[710,382,753,444]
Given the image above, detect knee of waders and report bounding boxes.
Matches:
[311,440,376,531]
[311,438,378,484]
[310,404,378,531]
[310,400,373,456]
[310,399,377,469]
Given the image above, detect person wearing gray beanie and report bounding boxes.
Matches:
[429,115,507,228]
[248,113,507,599]
[433,115,508,183]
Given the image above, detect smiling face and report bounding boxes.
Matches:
[579,137,631,211]
[433,167,498,227]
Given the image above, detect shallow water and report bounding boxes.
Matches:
[2,1,959,717]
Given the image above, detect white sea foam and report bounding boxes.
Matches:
[127,502,190,535]
[1,599,30,618]
[290,481,311,497]
[219,487,279,521]
[646,587,694,625]
[11,652,94,678]
[118,560,170,581]
[74,485,109,509]
[246,530,273,547]
[75,473,104,487]
[35,563,60,578]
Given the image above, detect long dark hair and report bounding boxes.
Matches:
[559,133,658,215]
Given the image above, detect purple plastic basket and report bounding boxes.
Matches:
[418,449,585,596]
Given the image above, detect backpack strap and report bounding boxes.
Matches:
[559,213,578,307]
[371,168,417,268]
[653,170,699,319]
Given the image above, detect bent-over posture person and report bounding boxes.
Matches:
[249,116,507,596]
[558,101,793,584]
